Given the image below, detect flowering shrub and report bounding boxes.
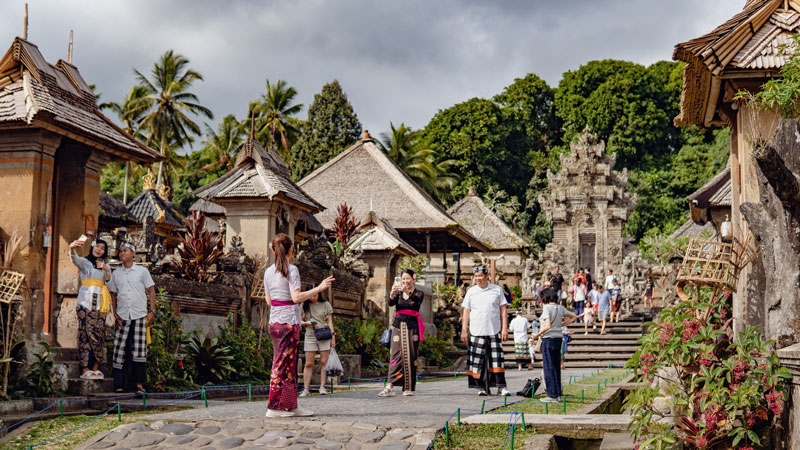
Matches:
[626,290,791,449]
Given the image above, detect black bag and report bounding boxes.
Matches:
[379,328,392,348]
[516,378,541,398]
[314,326,333,341]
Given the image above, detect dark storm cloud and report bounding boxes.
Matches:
[0,0,743,145]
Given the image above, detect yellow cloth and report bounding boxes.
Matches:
[81,278,112,313]
[146,326,151,345]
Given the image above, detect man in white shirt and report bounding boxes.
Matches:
[604,269,617,290]
[461,265,509,396]
[508,312,531,371]
[109,243,156,393]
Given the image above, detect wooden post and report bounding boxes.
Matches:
[68,30,73,63]
[441,233,448,271]
[490,259,496,284]
[425,231,431,267]
[23,4,28,40]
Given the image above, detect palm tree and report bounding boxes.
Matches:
[99,85,150,202]
[135,50,213,186]
[249,79,303,167]
[196,114,245,174]
[380,122,459,201]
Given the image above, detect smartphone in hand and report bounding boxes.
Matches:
[78,234,88,243]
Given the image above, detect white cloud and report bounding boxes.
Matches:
[0,0,745,144]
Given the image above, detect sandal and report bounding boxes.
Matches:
[377,386,395,397]
[115,388,124,393]
[136,387,146,394]
[80,371,93,379]
[89,371,104,380]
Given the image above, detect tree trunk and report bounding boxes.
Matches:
[156,136,165,186]
[123,162,129,204]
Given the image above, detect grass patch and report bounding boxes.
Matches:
[495,369,626,415]
[430,423,534,450]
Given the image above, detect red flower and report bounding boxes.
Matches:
[681,320,700,342]
[178,360,184,368]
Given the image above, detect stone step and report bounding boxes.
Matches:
[53,347,80,362]
[528,361,630,369]
[600,432,637,449]
[67,377,115,396]
[561,345,639,353]
[569,334,642,341]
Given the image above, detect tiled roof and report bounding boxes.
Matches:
[709,179,732,207]
[0,38,160,163]
[447,194,528,250]
[127,190,185,228]
[194,138,322,212]
[189,198,226,216]
[348,211,418,255]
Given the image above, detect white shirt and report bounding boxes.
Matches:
[264,264,302,325]
[109,264,154,321]
[508,316,530,343]
[573,285,586,301]
[605,275,617,290]
[461,283,508,336]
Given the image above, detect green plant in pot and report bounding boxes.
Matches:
[184,336,236,384]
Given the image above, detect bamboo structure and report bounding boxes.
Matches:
[0,270,25,396]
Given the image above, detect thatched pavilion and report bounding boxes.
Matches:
[298,132,489,282]
[125,174,186,252]
[445,188,529,286]
[193,137,323,259]
[0,37,161,345]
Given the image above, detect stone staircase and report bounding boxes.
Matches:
[503,312,647,369]
[53,347,114,395]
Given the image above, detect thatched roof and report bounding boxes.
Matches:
[0,38,161,163]
[298,135,489,252]
[127,190,185,228]
[189,198,226,217]
[448,193,528,250]
[99,191,129,219]
[669,218,715,242]
[193,138,322,212]
[349,211,418,256]
[673,0,799,127]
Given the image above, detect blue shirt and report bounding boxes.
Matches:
[611,286,621,300]
[596,291,612,312]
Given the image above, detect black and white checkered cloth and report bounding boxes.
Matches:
[112,318,147,370]
[466,334,505,378]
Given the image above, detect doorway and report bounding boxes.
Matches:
[579,233,596,275]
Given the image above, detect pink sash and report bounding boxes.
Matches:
[396,309,425,342]
[271,299,294,306]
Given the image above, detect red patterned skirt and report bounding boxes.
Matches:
[268,322,300,411]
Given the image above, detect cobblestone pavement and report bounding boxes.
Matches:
[78,367,593,449]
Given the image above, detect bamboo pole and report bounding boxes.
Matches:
[67,30,73,64]
[23,4,28,40]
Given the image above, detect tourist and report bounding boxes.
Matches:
[508,311,531,371]
[604,269,617,290]
[460,265,510,396]
[595,285,612,335]
[109,242,155,394]
[264,233,334,417]
[572,278,587,323]
[530,288,576,402]
[584,267,593,292]
[69,237,111,380]
[610,279,623,323]
[528,316,539,369]
[578,297,595,335]
[642,275,655,308]
[550,267,564,302]
[379,269,425,397]
[503,284,513,305]
[300,283,335,398]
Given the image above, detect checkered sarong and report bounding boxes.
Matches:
[514,342,529,359]
[112,318,147,370]
[466,334,506,389]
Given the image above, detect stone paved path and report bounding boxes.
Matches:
[78,368,592,449]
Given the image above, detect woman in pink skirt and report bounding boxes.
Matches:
[264,233,334,418]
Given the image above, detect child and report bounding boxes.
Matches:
[560,325,570,369]
[577,305,595,335]
[528,316,540,370]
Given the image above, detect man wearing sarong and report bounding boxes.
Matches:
[460,265,510,396]
[109,243,156,394]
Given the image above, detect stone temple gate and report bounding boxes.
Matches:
[537,129,636,277]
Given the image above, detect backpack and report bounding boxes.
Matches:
[516,378,541,398]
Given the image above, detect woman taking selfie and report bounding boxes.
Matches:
[69,237,111,380]
[378,269,425,397]
[264,233,334,418]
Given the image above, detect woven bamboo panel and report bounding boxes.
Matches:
[677,239,735,288]
[0,271,25,304]
[251,270,266,300]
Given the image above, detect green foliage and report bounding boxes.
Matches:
[397,256,428,280]
[509,285,523,309]
[746,34,800,119]
[24,342,61,397]
[626,290,792,449]
[333,316,388,369]
[434,283,458,305]
[248,79,304,168]
[292,80,362,180]
[184,336,236,384]
[419,98,529,206]
[217,312,270,382]
[147,289,195,391]
[419,325,457,368]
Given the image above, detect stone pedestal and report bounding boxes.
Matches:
[776,343,800,449]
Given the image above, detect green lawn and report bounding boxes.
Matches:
[0,410,154,450]
[431,423,535,450]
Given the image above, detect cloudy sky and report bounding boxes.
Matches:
[1,0,744,144]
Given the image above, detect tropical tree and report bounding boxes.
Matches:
[196,114,246,174]
[135,50,213,186]
[100,85,150,202]
[248,79,303,167]
[292,80,362,180]
[379,122,458,201]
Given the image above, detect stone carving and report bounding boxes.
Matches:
[521,257,538,299]
[229,235,244,255]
